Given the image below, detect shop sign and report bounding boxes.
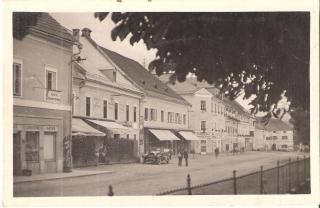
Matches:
[44,126,58,132]
[25,125,41,131]
[47,90,61,101]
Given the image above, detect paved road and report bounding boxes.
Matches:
[13,151,307,196]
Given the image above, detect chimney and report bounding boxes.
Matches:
[82,28,92,37]
[72,29,80,41]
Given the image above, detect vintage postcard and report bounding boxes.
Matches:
[2,0,319,207]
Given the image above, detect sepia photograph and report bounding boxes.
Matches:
[3,0,319,206]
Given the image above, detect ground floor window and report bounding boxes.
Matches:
[226,144,229,151]
[25,131,40,162]
[201,140,206,152]
[44,132,56,160]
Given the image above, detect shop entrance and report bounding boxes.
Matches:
[13,132,21,175]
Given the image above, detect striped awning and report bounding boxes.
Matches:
[178,131,201,140]
[148,129,180,141]
[72,118,105,137]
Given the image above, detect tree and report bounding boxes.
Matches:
[289,108,310,145]
[95,12,310,116]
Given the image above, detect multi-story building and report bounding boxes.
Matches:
[71,28,144,167]
[160,76,226,154]
[13,13,76,175]
[75,28,191,158]
[254,117,294,151]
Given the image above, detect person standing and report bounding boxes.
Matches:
[214,147,219,159]
[178,151,182,166]
[183,150,189,167]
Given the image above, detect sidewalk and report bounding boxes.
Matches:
[14,168,113,184]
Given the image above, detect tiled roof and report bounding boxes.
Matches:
[28,13,75,42]
[98,47,190,106]
[159,74,213,94]
[256,117,293,131]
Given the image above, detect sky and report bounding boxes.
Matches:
[51,12,157,67]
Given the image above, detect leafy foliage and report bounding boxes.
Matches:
[95,12,310,115]
[289,108,310,145]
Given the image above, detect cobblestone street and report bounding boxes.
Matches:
[14,151,307,196]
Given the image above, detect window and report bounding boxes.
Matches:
[133,106,137,122]
[126,134,130,139]
[86,97,91,117]
[200,100,206,111]
[114,134,120,139]
[134,134,137,140]
[168,112,174,123]
[144,108,149,121]
[283,131,287,133]
[201,120,206,132]
[13,62,22,96]
[215,104,217,113]
[211,102,213,112]
[282,136,288,140]
[273,131,276,133]
[46,70,57,91]
[150,108,157,121]
[25,132,39,162]
[175,113,179,124]
[112,71,117,81]
[114,103,118,120]
[183,114,186,125]
[273,136,278,140]
[126,105,130,121]
[266,137,271,140]
[103,100,108,118]
[44,132,56,160]
[161,110,164,122]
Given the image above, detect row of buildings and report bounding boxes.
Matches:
[12,13,294,175]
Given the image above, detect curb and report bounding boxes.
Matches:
[14,170,114,184]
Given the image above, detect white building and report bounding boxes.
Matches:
[254,117,294,151]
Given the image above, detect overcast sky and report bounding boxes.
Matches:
[51,13,157,67]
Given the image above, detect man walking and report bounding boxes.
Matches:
[183,150,189,167]
[178,151,182,166]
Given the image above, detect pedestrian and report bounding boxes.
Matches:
[214,147,219,159]
[183,150,189,167]
[178,151,182,166]
[95,149,99,166]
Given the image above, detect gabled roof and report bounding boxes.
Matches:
[28,13,75,43]
[256,117,293,131]
[88,44,190,106]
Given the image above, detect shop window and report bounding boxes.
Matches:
[282,136,288,140]
[44,132,56,160]
[103,100,108,118]
[13,62,22,96]
[114,134,120,139]
[26,132,39,162]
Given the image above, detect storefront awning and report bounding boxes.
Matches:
[72,118,105,137]
[178,131,201,140]
[148,129,180,141]
[87,119,130,131]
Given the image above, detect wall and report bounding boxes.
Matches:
[13,35,72,106]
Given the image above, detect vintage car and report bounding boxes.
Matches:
[142,150,170,164]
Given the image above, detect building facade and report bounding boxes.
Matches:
[13,13,75,175]
[254,117,294,151]
[71,28,144,166]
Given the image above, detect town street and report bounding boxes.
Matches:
[14,151,306,196]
